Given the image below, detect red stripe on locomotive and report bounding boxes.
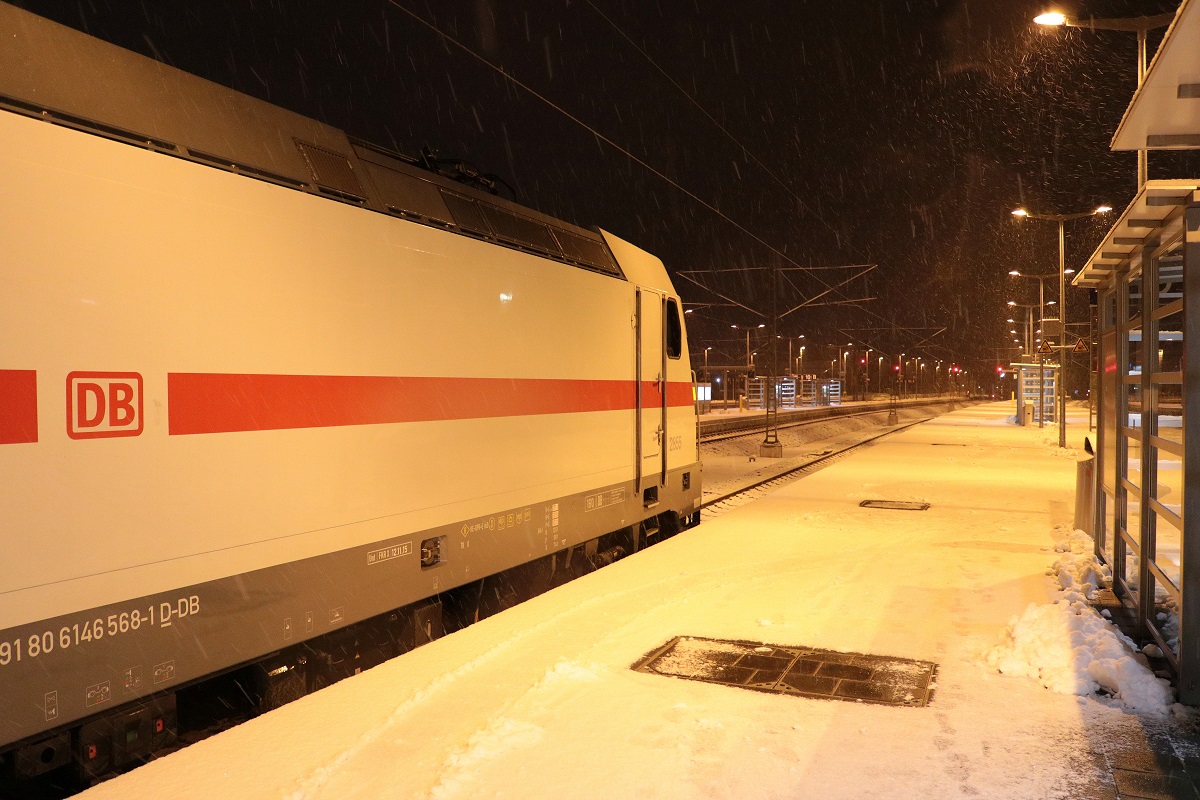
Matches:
[168,373,694,435]
[0,370,38,444]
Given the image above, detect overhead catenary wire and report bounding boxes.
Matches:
[581,0,871,264]
[677,264,877,273]
[384,0,866,306]
[581,0,913,325]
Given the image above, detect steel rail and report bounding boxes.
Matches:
[700,415,935,512]
[698,407,897,444]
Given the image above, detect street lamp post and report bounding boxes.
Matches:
[787,336,805,376]
[1012,205,1111,446]
[1009,270,1056,329]
[1007,301,1040,359]
[1034,11,1175,187]
[863,348,872,398]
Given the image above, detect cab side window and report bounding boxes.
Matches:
[666,298,682,359]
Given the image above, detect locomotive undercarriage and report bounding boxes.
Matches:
[0,510,693,797]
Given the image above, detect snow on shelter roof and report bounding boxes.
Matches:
[1112,0,1200,151]
[1074,180,1200,288]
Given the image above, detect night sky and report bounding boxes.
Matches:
[13,0,1195,383]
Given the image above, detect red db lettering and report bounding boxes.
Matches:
[67,372,143,439]
[75,383,105,429]
[109,383,135,426]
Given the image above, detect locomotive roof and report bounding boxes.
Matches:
[0,2,623,279]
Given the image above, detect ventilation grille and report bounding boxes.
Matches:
[859,500,930,511]
[438,190,619,275]
[296,141,365,200]
[479,203,560,254]
[554,228,618,273]
[439,190,491,235]
[634,636,937,708]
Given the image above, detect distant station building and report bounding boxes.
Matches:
[1072,0,1200,702]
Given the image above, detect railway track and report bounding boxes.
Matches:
[700,415,936,518]
[698,408,899,445]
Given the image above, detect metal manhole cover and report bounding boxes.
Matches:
[859,499,930,511]
[632,636,937,707]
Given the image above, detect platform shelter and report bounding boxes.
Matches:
[1071,0,1200,702]
[1010,361,1058,426]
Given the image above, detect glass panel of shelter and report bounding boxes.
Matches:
[1146,239,1186,657]
[1098,288,1120,572]
[1110,267,1141,602]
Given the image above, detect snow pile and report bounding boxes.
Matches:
[1052,527,1110,599]
[985,527,1173,714]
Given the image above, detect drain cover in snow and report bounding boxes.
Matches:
[633,636,937,707]
[859,499,930,511]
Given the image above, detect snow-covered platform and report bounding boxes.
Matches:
[81,402,1199,799]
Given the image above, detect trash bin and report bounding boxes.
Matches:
[1022,405,1034,426]
[1074,439,1095,534]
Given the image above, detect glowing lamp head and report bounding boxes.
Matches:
[1009,270,1021,276]
[1095,205,1112,214]
[1011,208,1029,218]
[1034,12,1067,26]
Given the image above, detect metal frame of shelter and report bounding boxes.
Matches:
[1076,181,1199,700]
[1074,0,1200,702]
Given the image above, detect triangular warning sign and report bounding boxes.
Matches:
[1072,339,1089,354]
[1037,339,1054,355]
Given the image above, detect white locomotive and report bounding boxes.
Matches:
[0,3,700,787]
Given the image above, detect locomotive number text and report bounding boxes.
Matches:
[0,595,200,666]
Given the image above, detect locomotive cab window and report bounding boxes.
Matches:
[666,298,682,359]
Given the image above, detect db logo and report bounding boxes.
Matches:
[66,372,143,439]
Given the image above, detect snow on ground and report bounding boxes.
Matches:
[984,524,1174,712]
[81,402,1196,800]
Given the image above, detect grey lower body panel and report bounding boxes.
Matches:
[0,463,701,750]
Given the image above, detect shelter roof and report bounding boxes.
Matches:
[1112,0,1200,151]
[1074,180,1200,288]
